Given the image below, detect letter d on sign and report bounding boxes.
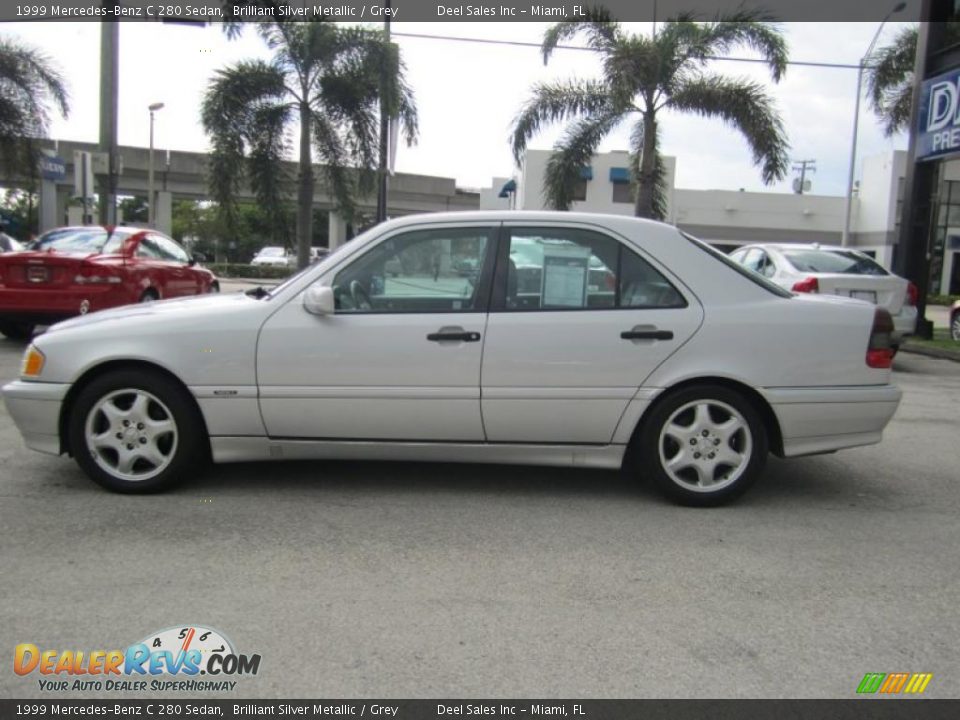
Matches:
[928,81,958,132]
[14,644,40,675]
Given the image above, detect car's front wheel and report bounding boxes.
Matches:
[635,384,768,506]
[68,369,206,493]
[951,310,960,342]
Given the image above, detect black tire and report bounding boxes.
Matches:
[209,281,220,293]
[951,311,960,342]
[67,369,207,493]
[139,289,159,303]
[0,321,35,341]
[634,384,768,507]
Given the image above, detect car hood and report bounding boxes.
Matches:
[44,291,257,334]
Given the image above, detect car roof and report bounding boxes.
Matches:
[40,225,149,235]
[742,243,860,253]
[381,210,673,231]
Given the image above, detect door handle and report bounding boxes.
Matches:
[621,326,674,341]
[427,330,481,343]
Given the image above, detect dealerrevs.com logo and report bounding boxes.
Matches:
[14,626,261,693]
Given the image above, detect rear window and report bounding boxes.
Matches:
[781,249,888,276]
[681,232,793,298]
[31,228,128,254]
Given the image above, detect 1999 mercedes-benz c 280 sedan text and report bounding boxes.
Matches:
[2,212,902,505]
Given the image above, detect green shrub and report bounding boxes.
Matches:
[207,263,293,280]
[927,294,959,307]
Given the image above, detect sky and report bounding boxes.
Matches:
[0,20,912,197]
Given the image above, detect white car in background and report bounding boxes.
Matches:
[251,246,294,267]
[729,244,918,344]
[3,212,901,506]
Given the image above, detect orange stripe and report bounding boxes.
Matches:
[180,628,196,653]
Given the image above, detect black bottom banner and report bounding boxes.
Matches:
[2,700,959,720]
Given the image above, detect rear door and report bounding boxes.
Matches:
[480,223,703,444]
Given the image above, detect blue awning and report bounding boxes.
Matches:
[609,167,630,184]
[580,166,593,180]
[498,179,517,198]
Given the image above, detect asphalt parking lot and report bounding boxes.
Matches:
[0,335,958,700]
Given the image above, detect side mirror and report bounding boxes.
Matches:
[303,285,335,316]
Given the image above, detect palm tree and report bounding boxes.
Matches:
[865,26,918,137]
[202,21,417,268]
[511,8,790,220]
[0,36,69,178]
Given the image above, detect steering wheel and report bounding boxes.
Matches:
[349,280,373,311]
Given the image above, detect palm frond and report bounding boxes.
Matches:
[672,9,788,81]
[201,59,289,234]
[544,110,624,210]
[668,74,789,184]
[510,79,615,165]
[865,25,917,136]
[0,37,69,174]
[312,114,358,222]
[541,8,620,64]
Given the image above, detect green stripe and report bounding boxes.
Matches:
[857,673,886,694]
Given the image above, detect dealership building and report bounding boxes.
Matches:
[481,148,960,296]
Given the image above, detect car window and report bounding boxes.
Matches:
[32,227,127,253]
[781,248,888,276]
[504,227,684,311]
[333,227,495,313]
[151,234,189,263]
[136,236,164,259]
[681,232,794,298]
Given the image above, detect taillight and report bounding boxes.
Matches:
[866,308,895,368]
[906,281,918,306]
[792,277,819,293]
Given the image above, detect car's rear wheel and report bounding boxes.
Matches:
[951,311,960,342]
[209,281,220,293]
[0,321,35,341]
[139,289,159,303]
[635,384,768,506]
[68,370,206,493]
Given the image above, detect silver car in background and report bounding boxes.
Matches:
[729,244,918,344]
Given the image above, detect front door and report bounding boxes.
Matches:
[256,223,498,441]
[480,223,703,444]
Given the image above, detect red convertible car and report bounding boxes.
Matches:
[0,226,219,340]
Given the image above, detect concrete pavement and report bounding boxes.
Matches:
[0,342,958,699]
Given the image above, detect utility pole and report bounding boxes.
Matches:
[98,19,118,226]
[791,159,816,195]
[375,0,392,224]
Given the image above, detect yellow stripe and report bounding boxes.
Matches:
[916,673,933,694]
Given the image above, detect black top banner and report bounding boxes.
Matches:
[1,700,960,720]
[0,0,928,23]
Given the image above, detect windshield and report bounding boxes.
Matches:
[258,247,286,257]
[31,227,127,254]
[265,239,361,299]
[681,232,793,298]
[781,249,888,276]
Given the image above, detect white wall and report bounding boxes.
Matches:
[517,150,676,218]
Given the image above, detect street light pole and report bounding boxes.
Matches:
[147,102,164,227]
[376,0,392,224]
[841,2,906,247]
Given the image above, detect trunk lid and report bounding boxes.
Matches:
[0,251,121,289]
[806,273,908,314]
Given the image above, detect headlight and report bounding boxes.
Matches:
[20,345,46,378]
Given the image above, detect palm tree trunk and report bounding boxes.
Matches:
[296,101,314,270]
[634,112,658,219]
